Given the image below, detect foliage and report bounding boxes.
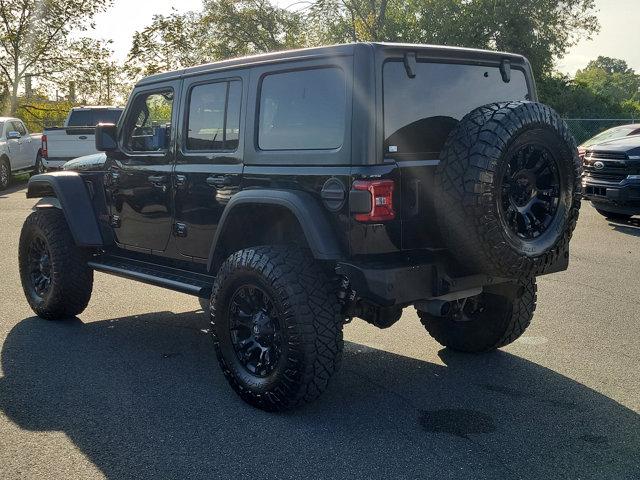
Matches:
[201,0,307,59]
[0,0,113,114]
[15,98,73,133]
[125,9,208,79]
[574,56,640,106]
[124,1,306,85]
[306,0,599,79]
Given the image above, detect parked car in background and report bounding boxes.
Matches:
[578,124,640,158]
[582,135,640,220]
[0,117,42,190]
[42,106,123,171]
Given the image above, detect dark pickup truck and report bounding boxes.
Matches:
[19,43,581,411]
[582,135,640,220]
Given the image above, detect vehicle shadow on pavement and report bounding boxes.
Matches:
[0,178,28,198]
[609,218,640,237]
[0,312,638,480]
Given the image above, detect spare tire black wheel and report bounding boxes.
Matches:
[435,101,582,278]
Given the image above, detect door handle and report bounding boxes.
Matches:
[206,176,233,188]
[148,175,168,188]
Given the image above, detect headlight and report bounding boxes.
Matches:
[627,175,640,180]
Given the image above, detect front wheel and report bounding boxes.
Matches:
[19,209,93,319]
[210,246,343,411]
[417,278,537,353]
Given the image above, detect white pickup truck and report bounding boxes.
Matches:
[0,117,41,190]
[42,106,123,171]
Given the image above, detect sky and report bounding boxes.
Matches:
[88,0,640,77]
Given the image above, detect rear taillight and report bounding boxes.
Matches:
[41,134,48,158]
[352,179,396,222]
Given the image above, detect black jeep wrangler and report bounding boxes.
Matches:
[19,43,581,411]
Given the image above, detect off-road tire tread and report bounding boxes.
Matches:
[418,277,537,353]
[211,246,342,411]
[19,209,93,319]
[435,101,582,277]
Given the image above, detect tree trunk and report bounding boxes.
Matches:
[10,80,19,116]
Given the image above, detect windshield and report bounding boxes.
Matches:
[383,61,530,159]
[67,109,123,127]
[581,125,639,148]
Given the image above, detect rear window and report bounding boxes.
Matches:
[384,61,530,159]
[67,109,122,127]
[258,67,346,150]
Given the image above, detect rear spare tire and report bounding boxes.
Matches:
[435,101,581,278]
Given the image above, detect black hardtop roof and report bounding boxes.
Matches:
[137,42,528,86]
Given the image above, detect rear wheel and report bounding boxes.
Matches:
[595,208,632,222]
[19,209,93,319]
[210,246,343,411]
[417,278,537,353]
[0,158,10,190]
[32,153,45,175]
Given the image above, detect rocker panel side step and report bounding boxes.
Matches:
[88,255,214,297]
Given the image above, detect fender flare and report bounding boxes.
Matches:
[207,189,344,271]
[27,172,103,246]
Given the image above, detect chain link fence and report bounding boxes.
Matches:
[563,118,638,145]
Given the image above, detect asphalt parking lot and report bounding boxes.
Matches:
[0,178,638,480]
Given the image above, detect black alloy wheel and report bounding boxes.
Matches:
[228,284,283,377]
[499,143,562,240]
[210,246,343,411]
[19,209,94,320]
[28,235,52,299]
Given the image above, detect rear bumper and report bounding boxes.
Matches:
[336,257,509,307]
[583,176,640,213]
[42,158,72,171]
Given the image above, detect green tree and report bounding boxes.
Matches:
[0,0,113,114]
[574,56,640,105]
[202,0,307,59]
[125,9,208,79]
[126,1,306,84]
[307,0,599,80]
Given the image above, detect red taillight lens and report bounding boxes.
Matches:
[352,179,396,222]
[41,134,48,158]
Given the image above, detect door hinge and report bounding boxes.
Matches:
[109,215,121,228]
[175,222,187,237]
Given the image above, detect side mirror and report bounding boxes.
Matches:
[95,123,119,152]
[7,131,21,140]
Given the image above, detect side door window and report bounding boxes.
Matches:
[123,91,174,154]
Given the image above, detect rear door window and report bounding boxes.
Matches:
[186,80,242,151]
[258,67,346,150]
[384,61,530,159]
